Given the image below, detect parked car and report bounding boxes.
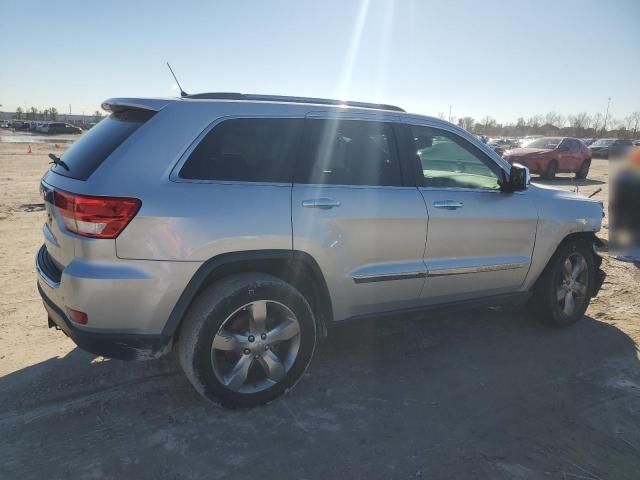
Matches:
[0,120,10,128]
[36,93,605,407]
[589,138,633,159]
[33,121,50,132]
[42,122,82,134]
[12,120,31,131]
[518,135,543,148]
[503,137,592,179]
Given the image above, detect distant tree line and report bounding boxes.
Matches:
[454,111,640,139]
[13,107,104,123]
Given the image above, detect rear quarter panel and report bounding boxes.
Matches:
[104,101,305,261]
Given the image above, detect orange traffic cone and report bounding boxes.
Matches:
[27,145,32,154]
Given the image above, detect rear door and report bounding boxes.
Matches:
[292,113,428,320]
[399,122,538,303]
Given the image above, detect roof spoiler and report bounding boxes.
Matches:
[101,98,172,113]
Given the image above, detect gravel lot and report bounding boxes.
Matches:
[1,136,639,479]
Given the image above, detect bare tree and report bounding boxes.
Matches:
[26,107,39,120]
[15,107,23,120]
[544,111,560,127]
[527,114,542,129]
[627,111,640,134]
[436,112,445,120]
[460,116,475,131]
[569,112,590,130]
[592,112,604,133]
[49,107,58,121]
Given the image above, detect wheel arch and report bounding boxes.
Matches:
[163,250,333,341]
[530,231,603,292]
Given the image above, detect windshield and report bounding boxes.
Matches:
[591,139,615,146]
[526,137,562,149]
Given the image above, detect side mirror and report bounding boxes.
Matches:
[500,163,530,192]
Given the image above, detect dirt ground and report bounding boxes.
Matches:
[1,135,639,479]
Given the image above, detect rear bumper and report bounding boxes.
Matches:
[38,282,170,360]
[35,243,199,335]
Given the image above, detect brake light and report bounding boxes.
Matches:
[53,189,141,239]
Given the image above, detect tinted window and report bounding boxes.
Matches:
[409,125,500,190]
[53,109,155,180]
[296,119,402,186]
[180,118,302,183]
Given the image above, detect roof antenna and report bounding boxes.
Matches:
[166,62,188,97]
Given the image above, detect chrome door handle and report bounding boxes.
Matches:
[433,200,464,210]
[302,198,341,209]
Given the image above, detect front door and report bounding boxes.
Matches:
[401,123,538,304]
[292,114,428,321]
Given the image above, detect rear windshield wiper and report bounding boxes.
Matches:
[48,153,70,171]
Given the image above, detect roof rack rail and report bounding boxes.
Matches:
[183,92,405,112]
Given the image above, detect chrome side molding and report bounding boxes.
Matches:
[428,262,528,276]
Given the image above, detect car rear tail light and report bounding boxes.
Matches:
[67,307,88,325]
[53,189,141,239]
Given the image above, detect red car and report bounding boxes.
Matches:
[503,137,591,179]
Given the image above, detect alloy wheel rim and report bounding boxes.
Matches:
[556,252,589,317]
[211,300,301,394]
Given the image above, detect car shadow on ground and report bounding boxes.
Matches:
[1,308,639,479]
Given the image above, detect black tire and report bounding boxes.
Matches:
[177,273,316,408]
[543,160,558,179]
[575,159,590,179]
[528,239,596,327]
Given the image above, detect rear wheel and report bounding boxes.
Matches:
[528,239,595,327]
[543,160,558,179]
[576,159,591,179]
[177,273,317,408]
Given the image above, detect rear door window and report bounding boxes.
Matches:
[52,109,155,180]
[295,119,402,186]
[179,118,303,183]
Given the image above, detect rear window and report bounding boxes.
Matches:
[179,118,303,183]
[295,119,402,187]
[52,109,155,180]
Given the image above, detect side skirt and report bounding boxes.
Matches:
[339,291,532,324]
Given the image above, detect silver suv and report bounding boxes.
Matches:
[36,93,606,407]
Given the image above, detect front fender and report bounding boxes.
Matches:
[522,184,603,290]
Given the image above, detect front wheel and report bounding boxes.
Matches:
[528,239,596,327]
[177,273,317,407]
[576,159,591,179]
[543,160,558,179]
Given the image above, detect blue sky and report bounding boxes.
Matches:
[1,0,638,123]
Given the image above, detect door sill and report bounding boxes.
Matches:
[340,292,531,323]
